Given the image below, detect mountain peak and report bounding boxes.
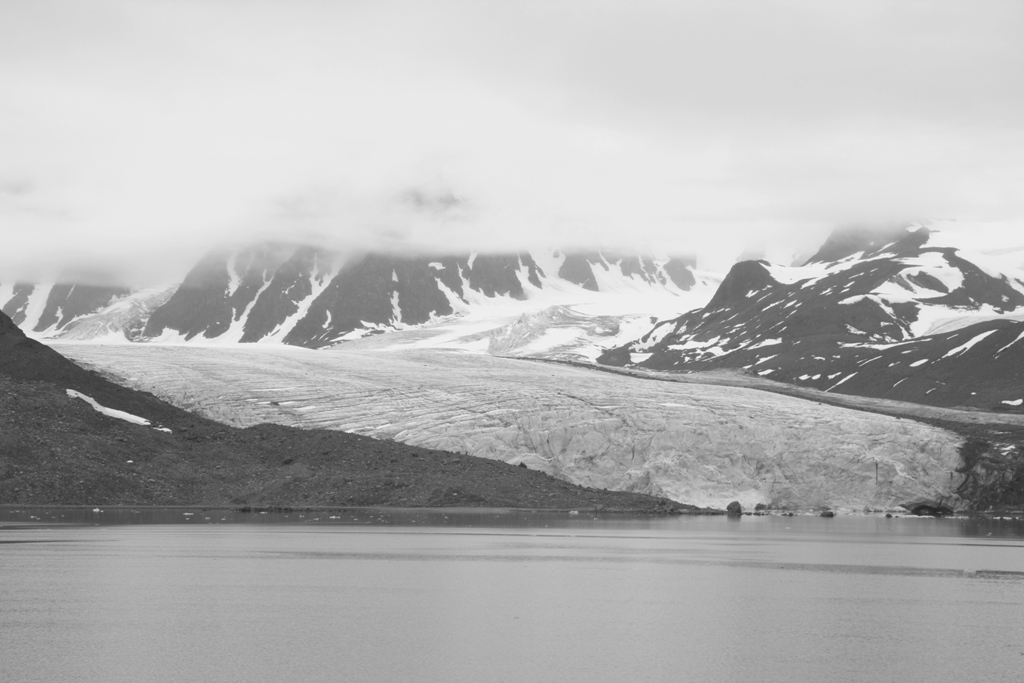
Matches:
[804,225,921,265]
[705,260,775,310]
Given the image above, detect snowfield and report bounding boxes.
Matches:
[55,342,965,511]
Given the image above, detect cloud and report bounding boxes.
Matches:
[0,179,33,196]
[1,0,1022,284]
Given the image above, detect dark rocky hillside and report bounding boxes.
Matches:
[0,310,690,512]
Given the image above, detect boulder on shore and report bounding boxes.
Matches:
[901,499,954,516]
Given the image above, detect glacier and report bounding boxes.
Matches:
[56,341,966,511]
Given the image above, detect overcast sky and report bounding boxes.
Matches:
[2,0,1023,284]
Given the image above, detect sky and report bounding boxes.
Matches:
[2,0,1023,285]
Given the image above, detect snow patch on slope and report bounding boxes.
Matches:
[16,284,53,336]
[262,258,340,343]
[942,329,998,358]
[66,389,150,425]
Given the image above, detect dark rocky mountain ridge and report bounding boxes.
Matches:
[803,224,912,264]
[600,227,1024,411]
[557,252,696,292]
[139,246,700,348]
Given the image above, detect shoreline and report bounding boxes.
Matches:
[3,503,1022,518]
[0,503,721,515]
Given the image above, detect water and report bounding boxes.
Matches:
[2,509,1023,682]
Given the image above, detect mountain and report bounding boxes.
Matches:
[54,286,178,342]
[138,245,706,348]
[0,307,687,512]
[2,245,715,359]
[0,282,131,337]
[599,226,1024,411]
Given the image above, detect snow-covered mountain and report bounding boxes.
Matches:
[141,245,706,348]
[338,251,720,362]
[0,282,131,337]
[7,245,715,352]
[600,226,1024,411]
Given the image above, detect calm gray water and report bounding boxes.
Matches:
[2,509,1023,683]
